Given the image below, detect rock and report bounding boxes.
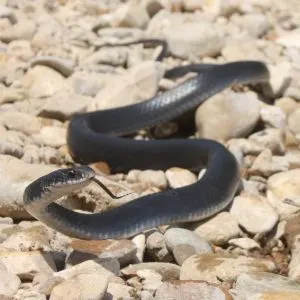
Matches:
[137,269,163,294]
[248,292,300,299]
[0,19,36,43]
[127,169,168,190]
[165,21,223,59]
[111,1,150,29]
[7,40,34,62]
[180,253,276,283]
[141,0,164,17]
[121,262,180,280]
[235,272,300,299]
[230,193,278,234]
[31,126,66,148]
[164,228,212,256]
[22,144,60,165]
[173,244,197,266]
[285,215,300,248]
[228,238,260,250]
[103,282,134,300]
[194,212,241,246]
[0,4,16,23]
[0,129,26,158]
[155,280,233,300]
[29,56,75,77]
[277,28,300,49]
[39,90,92,121]
[22,65,66,99]
[33,272,64,297]
[195,90,261,142]
[248,129,285,155]
[275,97,299,117]
[50,273,108,300]
[285,67,300,101]
[132,234,146,263]
[14,284,46,300]
[0,250,56,280]
[0,111,42,135]
[54,260,116,282]
[0,269,21,299]
[146,231,172,262]
[165,168,197,188]
[289,240,300,282]
[0,155,56,218]
[260,105,286,129]
[288,108,300,134]
[69,239,137,267]
[0,85,26,104]
[89,61,164,111]
[248,149,289,177]
[267,169,300,219]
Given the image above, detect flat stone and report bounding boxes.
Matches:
[70,239,137,266]
[228,238,260,250]
[0,269,21,299]
[230,193,278,234]
[0,250,56,280]
[194,212,241,246]
[155,280,233,300]
[180,254,276,283]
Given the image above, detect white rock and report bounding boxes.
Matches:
[277,29,300,49]
[146,231,172,262]
[195,90,261,141]
[50,273,108,300]
[137,269,163,294]
[194,212,241,245]
[288,108,300,134]
[180,253,276,283]
[31,126,66,148]
[103,282,134,300]
[22,65,66,99]
[89,61,164,111]
[165,21,223,59]
[132,234,146,263]
[267,169,300,219]
[165,167,197,188]
[260,105,287,129]
[228,237,260,250]
[0,269,21,298]
[0,250,56,280]
[230,193,278,234]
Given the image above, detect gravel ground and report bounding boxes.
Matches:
[1,0,300,299]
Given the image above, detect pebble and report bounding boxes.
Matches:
[0,269,21,299]
[260,105,287,129]
[50,273,108,300]
[235,272,300,299]
[228,238,261,250]
[172,244,197,266]
[180,253,276,283]
[194,212,241,246]
[146,231,172,262]
[103,282,134,300]
[31,126,66,148]
[137,269,163,294]
[165,167,197,188]
[69,239,137,267]
[164,228,212,256]
[132,234,146,263]
[267,169,300,219]
[230,193,278,234]
[155,280,233,300]
[195,90,261,141]
[121,262,180,281]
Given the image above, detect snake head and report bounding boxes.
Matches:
[23,166,96,209]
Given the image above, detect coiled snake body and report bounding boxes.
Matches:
[24,57,269,240]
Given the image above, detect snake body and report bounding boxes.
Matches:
[24,60,269,240]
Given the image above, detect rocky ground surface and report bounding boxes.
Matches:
[1,0,300,299]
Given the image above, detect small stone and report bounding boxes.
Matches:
[195,90,261,142]
[103,282,134,300]
[260,105,286,129]
[50,273,108,300]
[0,269,21,299]
[132,234,146,263]
[33,272,64,296]
[0,250,56,280]
[277,29,300,49]
[194,212,241,246]
[235,272,300,299]
[155,280,233,300]
[288,108,300,134]
[248,129,285,155]
[180,253,276,283]
[31,126,66,148]
[230,193,278,234]
[165,167,197,188]
[22,65,66,99]
[249,149,289,177]
[275,97,299,117]
[173,244,197,266]
[146,231,172,262]
[267,169,300,219]
[164,228,212,255]
[69,239,137,266]
[228,238,260,250]
[121,262,180,281]
[137,269,163,294]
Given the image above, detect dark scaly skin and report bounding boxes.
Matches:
[24,58,269,240]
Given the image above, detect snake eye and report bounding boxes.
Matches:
[68,169,76,177]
